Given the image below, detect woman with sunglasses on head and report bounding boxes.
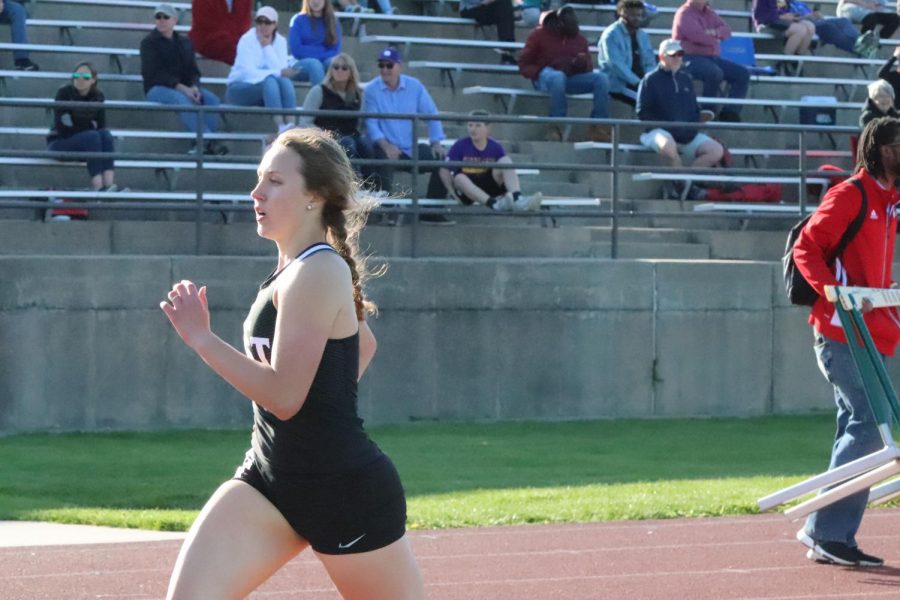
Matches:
[47,62,121,192]
[299,53,371,171]
[161,127,425,599]
[227,6,299,136]
[287,0,342,85]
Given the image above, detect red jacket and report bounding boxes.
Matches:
[518,23,593,82]
[188,0,252,65]
[794,168,900,355]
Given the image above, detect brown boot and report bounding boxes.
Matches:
[545,125,562,142]
[587,124,611,143]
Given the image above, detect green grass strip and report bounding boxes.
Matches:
[0,416,868,531]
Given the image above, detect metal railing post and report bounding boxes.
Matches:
[798,130,807,216]
[410,113,420,258]
[610,122,619,259]
[194,103,205,255]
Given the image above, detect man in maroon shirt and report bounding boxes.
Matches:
[672,0,748,122]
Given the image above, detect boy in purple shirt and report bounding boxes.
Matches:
[439,111,543,211]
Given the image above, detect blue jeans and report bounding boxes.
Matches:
[535,67,609,119]
[815,17,861,54]
[146,85,221,134]
[804,334,887,546]
[226,76,297,111]
[338,133,373,175]
[0,0,30,60]
[290,57,329,85]
[48,129,114,177]
[683,55,749,115]
[367,142,446,198]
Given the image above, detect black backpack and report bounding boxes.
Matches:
[783,178,867,306]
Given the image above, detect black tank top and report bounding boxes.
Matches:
[243,243,380,475]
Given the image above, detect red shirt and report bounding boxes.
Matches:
[672,1,731,57]
[794,169,900,355]
[518,24,593,81]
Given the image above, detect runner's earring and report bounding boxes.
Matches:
[306,204,313,211]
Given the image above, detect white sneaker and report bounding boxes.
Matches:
[492,193,514,211]
[521,191,543,211]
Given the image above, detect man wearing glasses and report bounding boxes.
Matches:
[636,39,722,200]
[0,0,39,71]
[362,47,450,223]
[140,3,228,155]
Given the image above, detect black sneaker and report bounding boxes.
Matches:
[204,141,230,156]
[14,58,39,71]
[798,530,883,567]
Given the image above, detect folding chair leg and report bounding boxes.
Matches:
[784,459,900,521]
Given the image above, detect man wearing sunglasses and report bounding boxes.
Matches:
[636,38,723,200]
[0,0,39,71]
[140,3,228,155]
[362,47,450,223]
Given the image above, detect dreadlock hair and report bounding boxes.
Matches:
[857,116,900,179]
[275,127,380,319]
[617,0,644,16]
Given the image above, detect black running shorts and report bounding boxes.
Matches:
[233,450,407,555]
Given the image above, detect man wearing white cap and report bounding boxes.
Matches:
[636,38,723,199]
[140,3,228,155]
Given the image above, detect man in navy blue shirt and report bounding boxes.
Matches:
[637,38,723,199]
[363,47,450,222]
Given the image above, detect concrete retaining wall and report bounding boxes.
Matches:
[1,255,885,434]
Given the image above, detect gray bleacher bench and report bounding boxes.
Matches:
[35,0,191,11]
[462,85,864,122]
[0,70,230,93]
[26,18,189,45]
[632,172,831,202]
[0,43,139,73]
[692,202,816,215]
[407,59,868,96]
[574,141,853,167]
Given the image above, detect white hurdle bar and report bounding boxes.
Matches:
[759,286,900,518]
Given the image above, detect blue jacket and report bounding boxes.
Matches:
[288,14,341,62]
[636,65,699,144]
[598,20,657,94]
[363,74,445,156]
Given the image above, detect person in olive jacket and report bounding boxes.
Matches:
[140,3,228,154]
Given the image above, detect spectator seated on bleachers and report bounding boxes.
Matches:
[784,0,878,58]
[752,0,815,67]
[837,0,900,41]
[518,6,611,142]
[860,78,898,128]
[598,0,657,109]
[458,0,518,65]
[636,39,723,200]
[226,6,298,136]
[878,47,900,107]
[438,109,543,212]
[189,0,252,65]
[140,3,228,155]
[0,0,39,71]
[288,0,342,85]
[672,0,748,123]
[334,0,374,14]
[299,52,372,174]
[362,46,450,223]
[47,61,123,191]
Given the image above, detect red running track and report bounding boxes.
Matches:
[2,510,900,599]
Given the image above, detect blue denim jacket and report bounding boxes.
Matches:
[598,20,658,95]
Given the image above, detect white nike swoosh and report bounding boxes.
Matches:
[337,533,366,549]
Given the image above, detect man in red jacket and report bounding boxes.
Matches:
[793,116,900,567]
[518,6,611,142]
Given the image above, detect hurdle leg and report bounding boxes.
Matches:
[868,476,900,505]
[784,459,900,521]
[758,444,898,511]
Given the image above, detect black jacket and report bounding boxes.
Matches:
[636,66,700,144]
[46,84,106,142]
[877,56,900,110]
[140,29,201,94]
[859,97,899,130]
